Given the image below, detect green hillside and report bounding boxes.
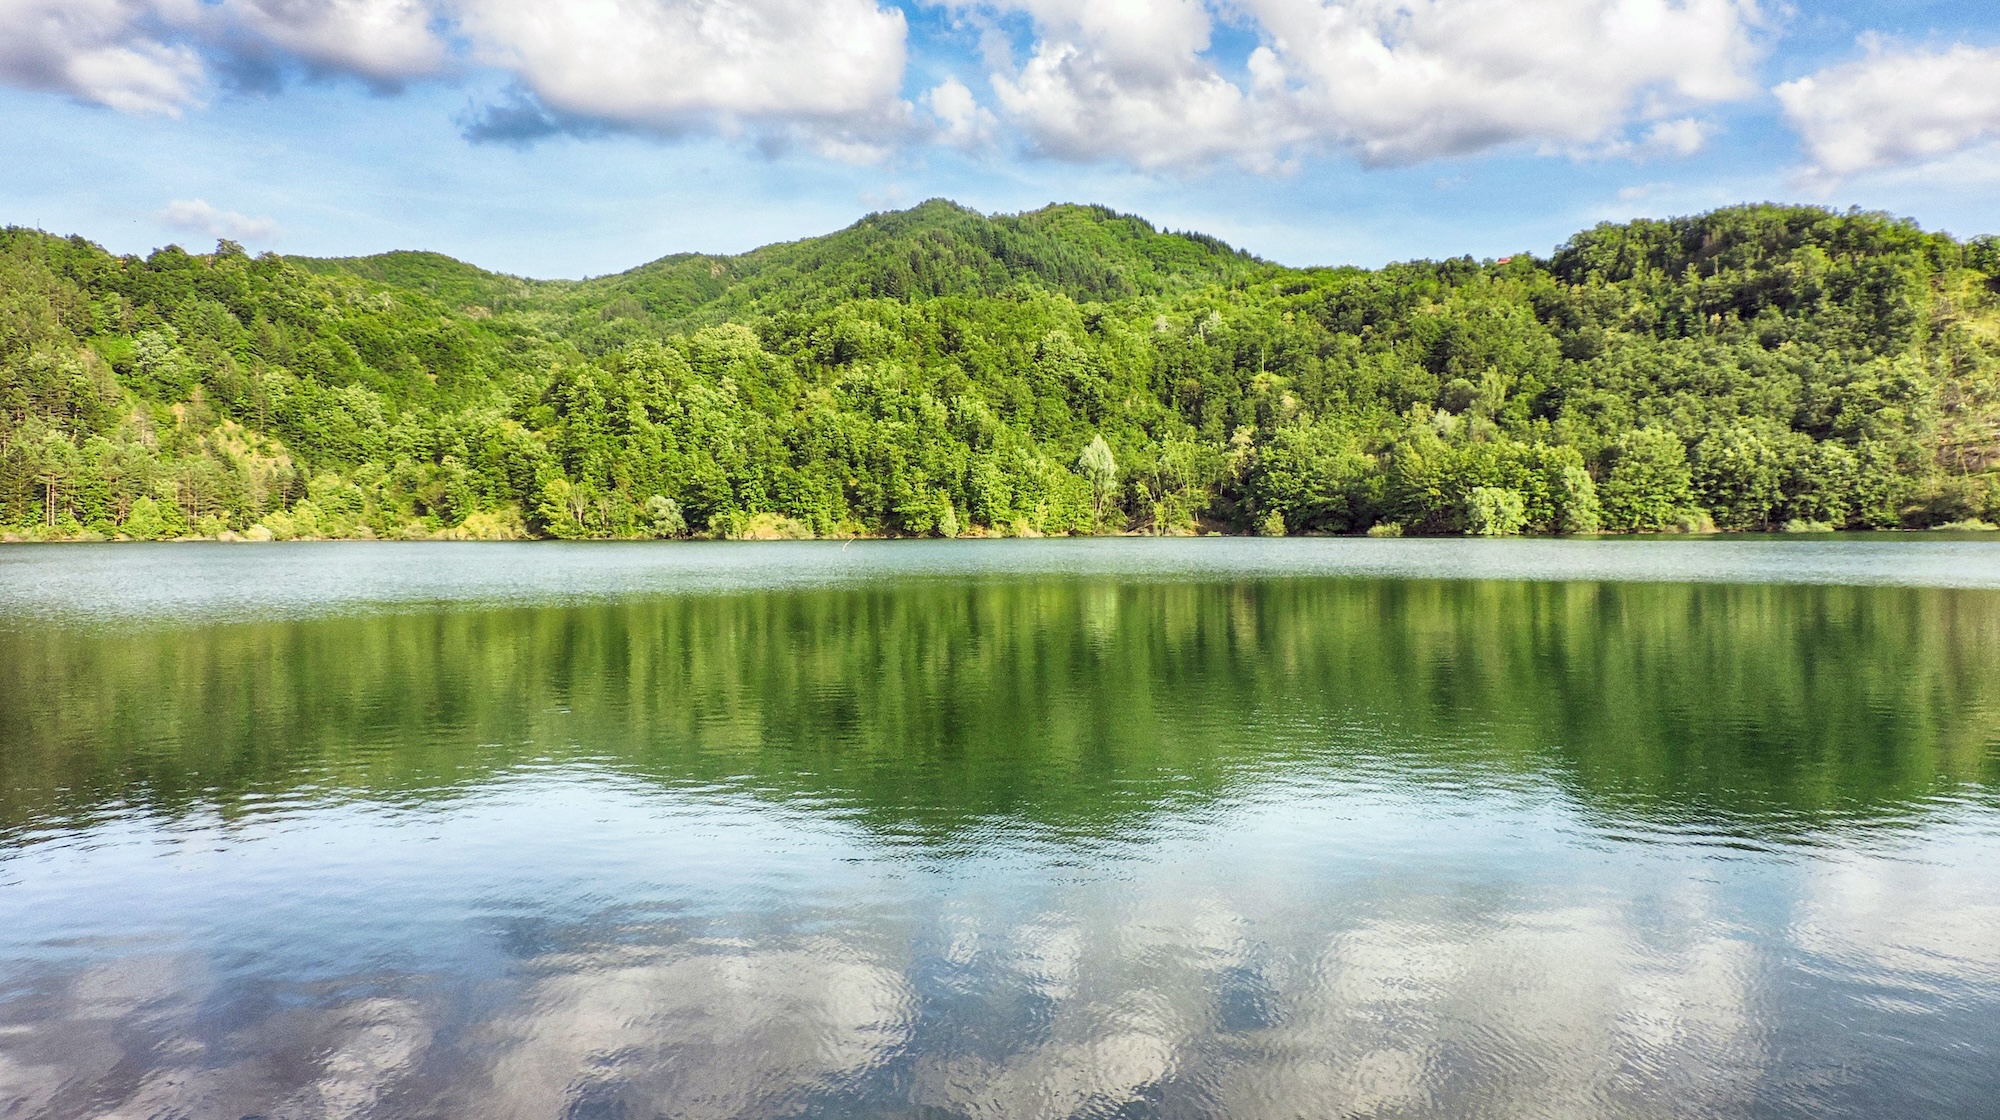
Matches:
[2,201,1997,541]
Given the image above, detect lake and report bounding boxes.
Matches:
[2,538,1998,1119]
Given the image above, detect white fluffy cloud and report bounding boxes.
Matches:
[985,0,1276,168]
[214,0,447,83]
[159,198,283,242]
[0,0,203,114]
[0,0,1770,170]
[0,0,453,111]
[924,76,998,149]
[1247,0,1762,164]
[0,0,912,153]
[1775,41,2000,184]
[455,0,909,149]
[961,0,1764,169]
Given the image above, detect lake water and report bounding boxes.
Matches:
[2,539,1998,1119]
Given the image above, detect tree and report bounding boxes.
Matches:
[1693,427,1792,531]
[0,201,1991,541]
[644,495,687,538]
[1248,421,1378,534]
[1466,486,1527,535]
[1599,429,1695,532]
[1077,435,1117,525]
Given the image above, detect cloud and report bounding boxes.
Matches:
[1246,0,1761,165]
[452,0,912,158]
[923,76,997,149]
[209,0,447,85]
[1639,117,1711,158]
[0,0,1764,171]
[963,0,1763,170]
[1775,40,2000,186]
[1589,116,1714,161]
[0,0,445,112]
[974,0,1278,168]
[0,0,914,157]
[0,0,204,114]
[159,198,282,242]
[456,86,607,146]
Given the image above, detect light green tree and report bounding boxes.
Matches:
[644,495,687,539]
[1077,435,1117,526]
[1466,486,1527,535]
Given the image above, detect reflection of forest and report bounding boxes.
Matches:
[3,579,1997,840]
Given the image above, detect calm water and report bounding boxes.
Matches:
[2,539,1999,1119]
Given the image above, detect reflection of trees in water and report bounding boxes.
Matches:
[3,580,1997,841]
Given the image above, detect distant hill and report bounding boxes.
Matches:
[292,250,554,313]
[2,201,1996,541]
[300,200,1264,330]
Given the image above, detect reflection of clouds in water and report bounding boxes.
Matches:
[463,938,914,1120]
[0,955,213,1118]
[0,938,909,1120]
[912,872,1768,1120]
[1211,906,1762,1119]
[0,955,430,1120]
[5,816,1999,1118]
[916,909,1191,1117]
[0,895,1792,1120]
[1795,838,2000,994]
[102,998,432,1120]
[269,1000,434,1120]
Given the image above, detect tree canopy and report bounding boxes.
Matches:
[3,200,1996,540]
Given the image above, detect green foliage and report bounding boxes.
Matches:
[1465,486,1528,536]
[1247,420,1378,533]
[2,200,1998,540]
[1599,429,1695,532]
[1077,434,1117,524]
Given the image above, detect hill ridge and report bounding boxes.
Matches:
[2,200,1997,541]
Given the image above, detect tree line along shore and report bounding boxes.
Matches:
[2,200,1997,542]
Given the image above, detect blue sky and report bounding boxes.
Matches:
[2,0,1997,277]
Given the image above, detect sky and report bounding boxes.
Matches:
[1,0,1997,278]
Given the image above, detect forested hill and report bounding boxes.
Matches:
[2,200,1997,542]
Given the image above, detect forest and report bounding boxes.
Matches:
[2,199,1997,540]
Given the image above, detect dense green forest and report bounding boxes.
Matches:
[3,200,1998,540]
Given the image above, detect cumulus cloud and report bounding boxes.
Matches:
[963,0,1763,169]
[452,0,912,156]
[0,0,204,114]
[159,198,283,242]
[923,76,997,149]
[0,0,913,156]
[1245,0,1761,165]
[959,0,1258,167]
[0,0,1768,170]
[210,0,447,85]
[976,0,1277,168]
[1775,40,2000,186]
